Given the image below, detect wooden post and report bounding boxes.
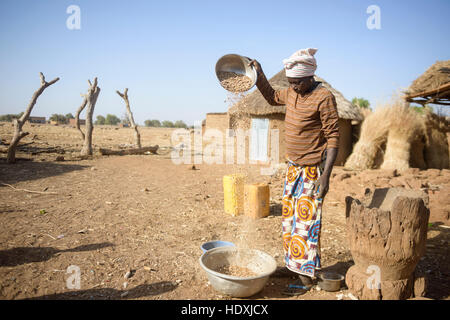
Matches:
[7,72,59,163]
[345,187,430,299]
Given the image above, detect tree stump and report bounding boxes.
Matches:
[345,187,430,300]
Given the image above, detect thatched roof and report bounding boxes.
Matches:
[407,60,450,95]
[404,60,450,106]
[228,70,363,121]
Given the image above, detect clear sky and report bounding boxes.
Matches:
[0,0,449,125]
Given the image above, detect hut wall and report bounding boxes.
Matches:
[229,114,355,166]
[205,113,229,132]
[229,114,286,165]
[28,116,46,124]
[267,114,286,165]
[335,118,353,166]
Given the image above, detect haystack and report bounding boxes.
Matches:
[344,100,406,170]
[345,98,450,171]
[423,110,450,169]
[380,104,424,171]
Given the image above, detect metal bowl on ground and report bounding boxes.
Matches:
[317,272,345,292]
[199,246,277,298]
[200,240,235,253]
[215,54,257,91]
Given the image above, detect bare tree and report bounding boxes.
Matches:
[75,94,87,140]
[80,78,101,156]
[7,72,59,163]
[116,88,141,148]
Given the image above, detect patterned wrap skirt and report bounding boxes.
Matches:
[281,159,325,277]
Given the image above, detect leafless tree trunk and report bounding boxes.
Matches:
[7,72,59,163]
[80,78,101,156]
[75,95,87,140]
[99,145,158,156]
[116,88,141,148]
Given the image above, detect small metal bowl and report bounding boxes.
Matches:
[215,54,257,92]
[200,240,235,253]
[317,272,344,292]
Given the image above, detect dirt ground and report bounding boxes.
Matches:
[0,123,449,300]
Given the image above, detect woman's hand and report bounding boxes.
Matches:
[313,174,330,199]
[248,59,262,74]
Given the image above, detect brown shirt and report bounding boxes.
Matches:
[257,73,340,166]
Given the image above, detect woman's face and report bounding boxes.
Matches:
[287,76,314,94]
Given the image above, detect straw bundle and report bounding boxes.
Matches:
[346,94,450,171]
[345,98,426,171]
[345,103,398,170]
[423,110,450,169]
[380,105,425,171]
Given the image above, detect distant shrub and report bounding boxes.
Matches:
[0,112,24,122]
[105,114,121,125]
[174,120,187,128]
[95,115,106,125]
[162,120,174,128]
[352,97,371,110]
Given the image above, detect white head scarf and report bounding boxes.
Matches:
[283,48,318,78]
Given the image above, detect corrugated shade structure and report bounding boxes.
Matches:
[404,60,450,106]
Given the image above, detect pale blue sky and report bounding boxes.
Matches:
[0,0,449,125]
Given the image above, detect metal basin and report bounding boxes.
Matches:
[199,246,277,298]
[317,272,344,292]
[215,54,257,91]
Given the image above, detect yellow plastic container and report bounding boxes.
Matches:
[244,183,270,219]
[223,174,245,216]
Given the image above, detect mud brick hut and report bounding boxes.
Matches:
[28,116,46,124]
[219,70,364,165]
[69,118,85,126]
[204,112,230,132]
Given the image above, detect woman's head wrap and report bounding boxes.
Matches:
[283,48,318,78]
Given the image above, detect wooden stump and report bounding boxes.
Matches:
[345,187,430,300]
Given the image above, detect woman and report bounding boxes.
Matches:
[249,48,340,294]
